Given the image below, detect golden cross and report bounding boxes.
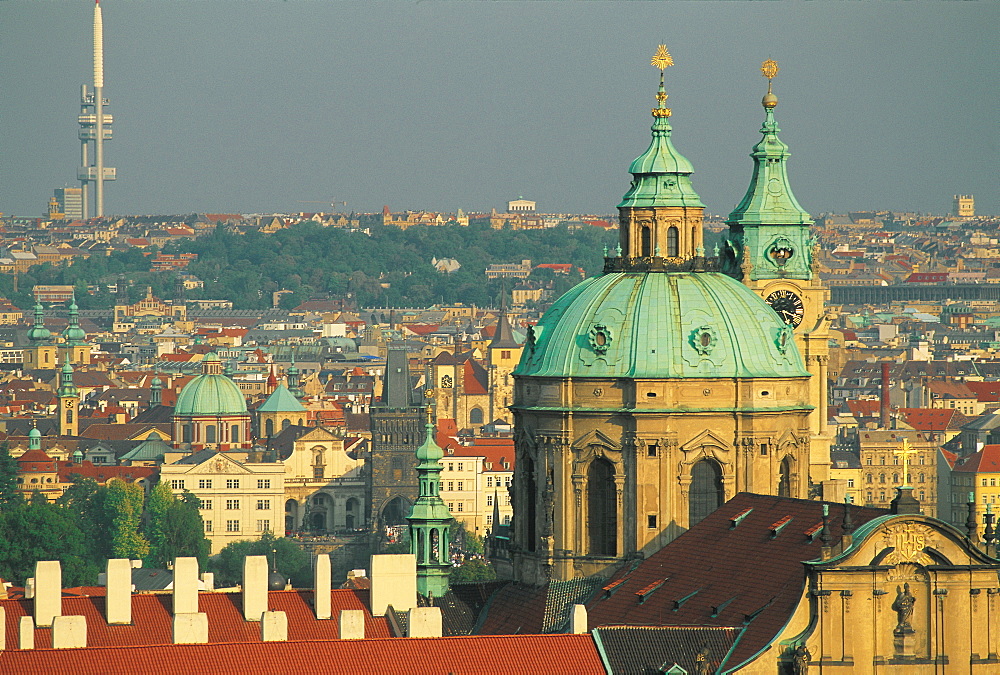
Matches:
[893,438,919,487]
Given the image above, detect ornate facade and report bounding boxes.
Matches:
[510,58,817,584]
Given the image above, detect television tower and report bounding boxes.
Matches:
[78,0,116,218]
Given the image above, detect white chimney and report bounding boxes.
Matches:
[51,615,87,649]
[242,555,268,621]
[260,611,288,642]
[19,616,34,649]
[0,607,5,650]
[24,577,35,599]
[33,560,62,628]
[173,557,199,615]
[369,554,416,617]
[314,554,331,620]
[407,606,442,638]
[201,572,215,592]
[105,559,132,625]
[338,609,365,639]
[172,613,208,644]
[570,604,588,634]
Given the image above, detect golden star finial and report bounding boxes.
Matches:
[652,45,674,71]
[761,58,779,81]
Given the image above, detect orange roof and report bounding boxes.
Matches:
[952,445,1000,473]
[846,399,881,417]
[898,408,968,431]
[0,634,604,674]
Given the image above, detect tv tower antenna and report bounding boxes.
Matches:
[78,0,116,218]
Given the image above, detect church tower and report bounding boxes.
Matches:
[406,409,453,599]
[24,302,58,371]
[510,48,814,585]
[723,60,832,485]
[487,301,522,424]
[58,357,80,437]
[59,294,91,365]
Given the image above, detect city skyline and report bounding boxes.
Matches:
[1,1,996,218]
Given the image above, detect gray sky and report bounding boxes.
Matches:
[2,2,997,218]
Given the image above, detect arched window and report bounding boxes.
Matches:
[231,424,239,441]
[893,473,899,483]
[689,459,724,527]
[470,408,484,425]
[416,530,426,563]
[640,226,652,257]
[866,473,873,483]
[918,473,925,483]
[430,529,440,564]
[778,457,793,497]
[183,423,193,443]
[691,226,697,252]
[205,425,217,444]
[667,226,679,257]
[588,458,617,556]
[281,419,290,430]
[879,473,886,484]
[265,419,274,437]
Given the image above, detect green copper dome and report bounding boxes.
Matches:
[515,271,809,380]
[174,354,248,416]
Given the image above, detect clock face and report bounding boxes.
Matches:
[765,289,805,327]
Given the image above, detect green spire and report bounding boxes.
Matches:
[28,425,41,451]
[27,302,51,343]
[406,408,453,599]
[62,294,87,345]
[726,62,814,282]
[618,71,704,209]
[286,352,303,399]
[58,356,78,398]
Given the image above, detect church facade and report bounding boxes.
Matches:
[510,59,829,584]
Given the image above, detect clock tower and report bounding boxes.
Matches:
[722,60,833,486]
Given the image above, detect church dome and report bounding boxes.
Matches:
[515,271,809,380]
[174,354,248,416]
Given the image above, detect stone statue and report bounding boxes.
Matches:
[892,583,915,631]
[791,643,810,675]
[693,646,712,675]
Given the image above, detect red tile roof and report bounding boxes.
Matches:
[0,634,604,674]
[952,445,1000,473]
[898,408,969,431]
[846,399,880,417]
[578,493,888,672]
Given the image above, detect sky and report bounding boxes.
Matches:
[1,1,997,219]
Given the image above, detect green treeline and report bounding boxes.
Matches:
[0,222,616,310]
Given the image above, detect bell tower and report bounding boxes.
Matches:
[58,356,80,437]
[724,60,832,485]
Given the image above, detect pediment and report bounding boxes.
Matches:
[188,453,251,475]
[681,429,731,455]
[572,427,621,452]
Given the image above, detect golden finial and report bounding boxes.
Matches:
[761,58,779,108]
[651,45,673,118]
[651,45,674,71]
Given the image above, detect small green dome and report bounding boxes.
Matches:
[27,303,51,343]
[515,272,809,380]
[618,115,705,210]
[175,355,248,416]
[415,422,443,463]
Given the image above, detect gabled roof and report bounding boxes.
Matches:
[594,625,743,675]
[258,384,306,413]
[952,444,1000,473]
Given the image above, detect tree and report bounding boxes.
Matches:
[450,559,496,584]
[209,533,311,588]
[105,478,149,560]
[0,441,21,507]
[145,486,210,568]
[57,475,112,563]
[0,497,98,586]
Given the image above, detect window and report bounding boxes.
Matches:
[226,499,240,510]
[226,520,240,532]
[457,503,464,512]
[847,479,855,488]
[458,463,464,472]
[257,479,271,489]
[648,514,657,529]
[257,499,270,510]
[170,480,185,490]
[667,226,679,257]
[880,474,886,484]
[256,519,271,532]
[867,458,872,465]
[689,459,723,529]
[205,425,217,444]
[486,515,493,525]
[204,520,213,532]
[984,479,989,487]
[866,473,873,483]
[759,444,767,457]
[447,463,453,472]
[447,482,453,492]
[226,479,240,489]
[199,499,212,510]
[993,479,998,487]
[198,479,212,489]
[487,476,493,488]
[501,350,511,359]
[919,473,925,483]
[448,503,454,511]
[457,481,463,491]
[487,494,494,506]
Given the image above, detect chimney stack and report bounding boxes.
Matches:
[314,554,332,620]
[406,606,443,638]
[570,604,588,634]
[51,615,87,649]
[369,554,416,617]
[105,558,132,625]
[33,560,62,628]
[19,616,35,650]
[242,555,268,621]
[338,609,365,639]
[260,611,288,642]
[0,607,5,650]
[880,362,891,428]
[172,557,199,615]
